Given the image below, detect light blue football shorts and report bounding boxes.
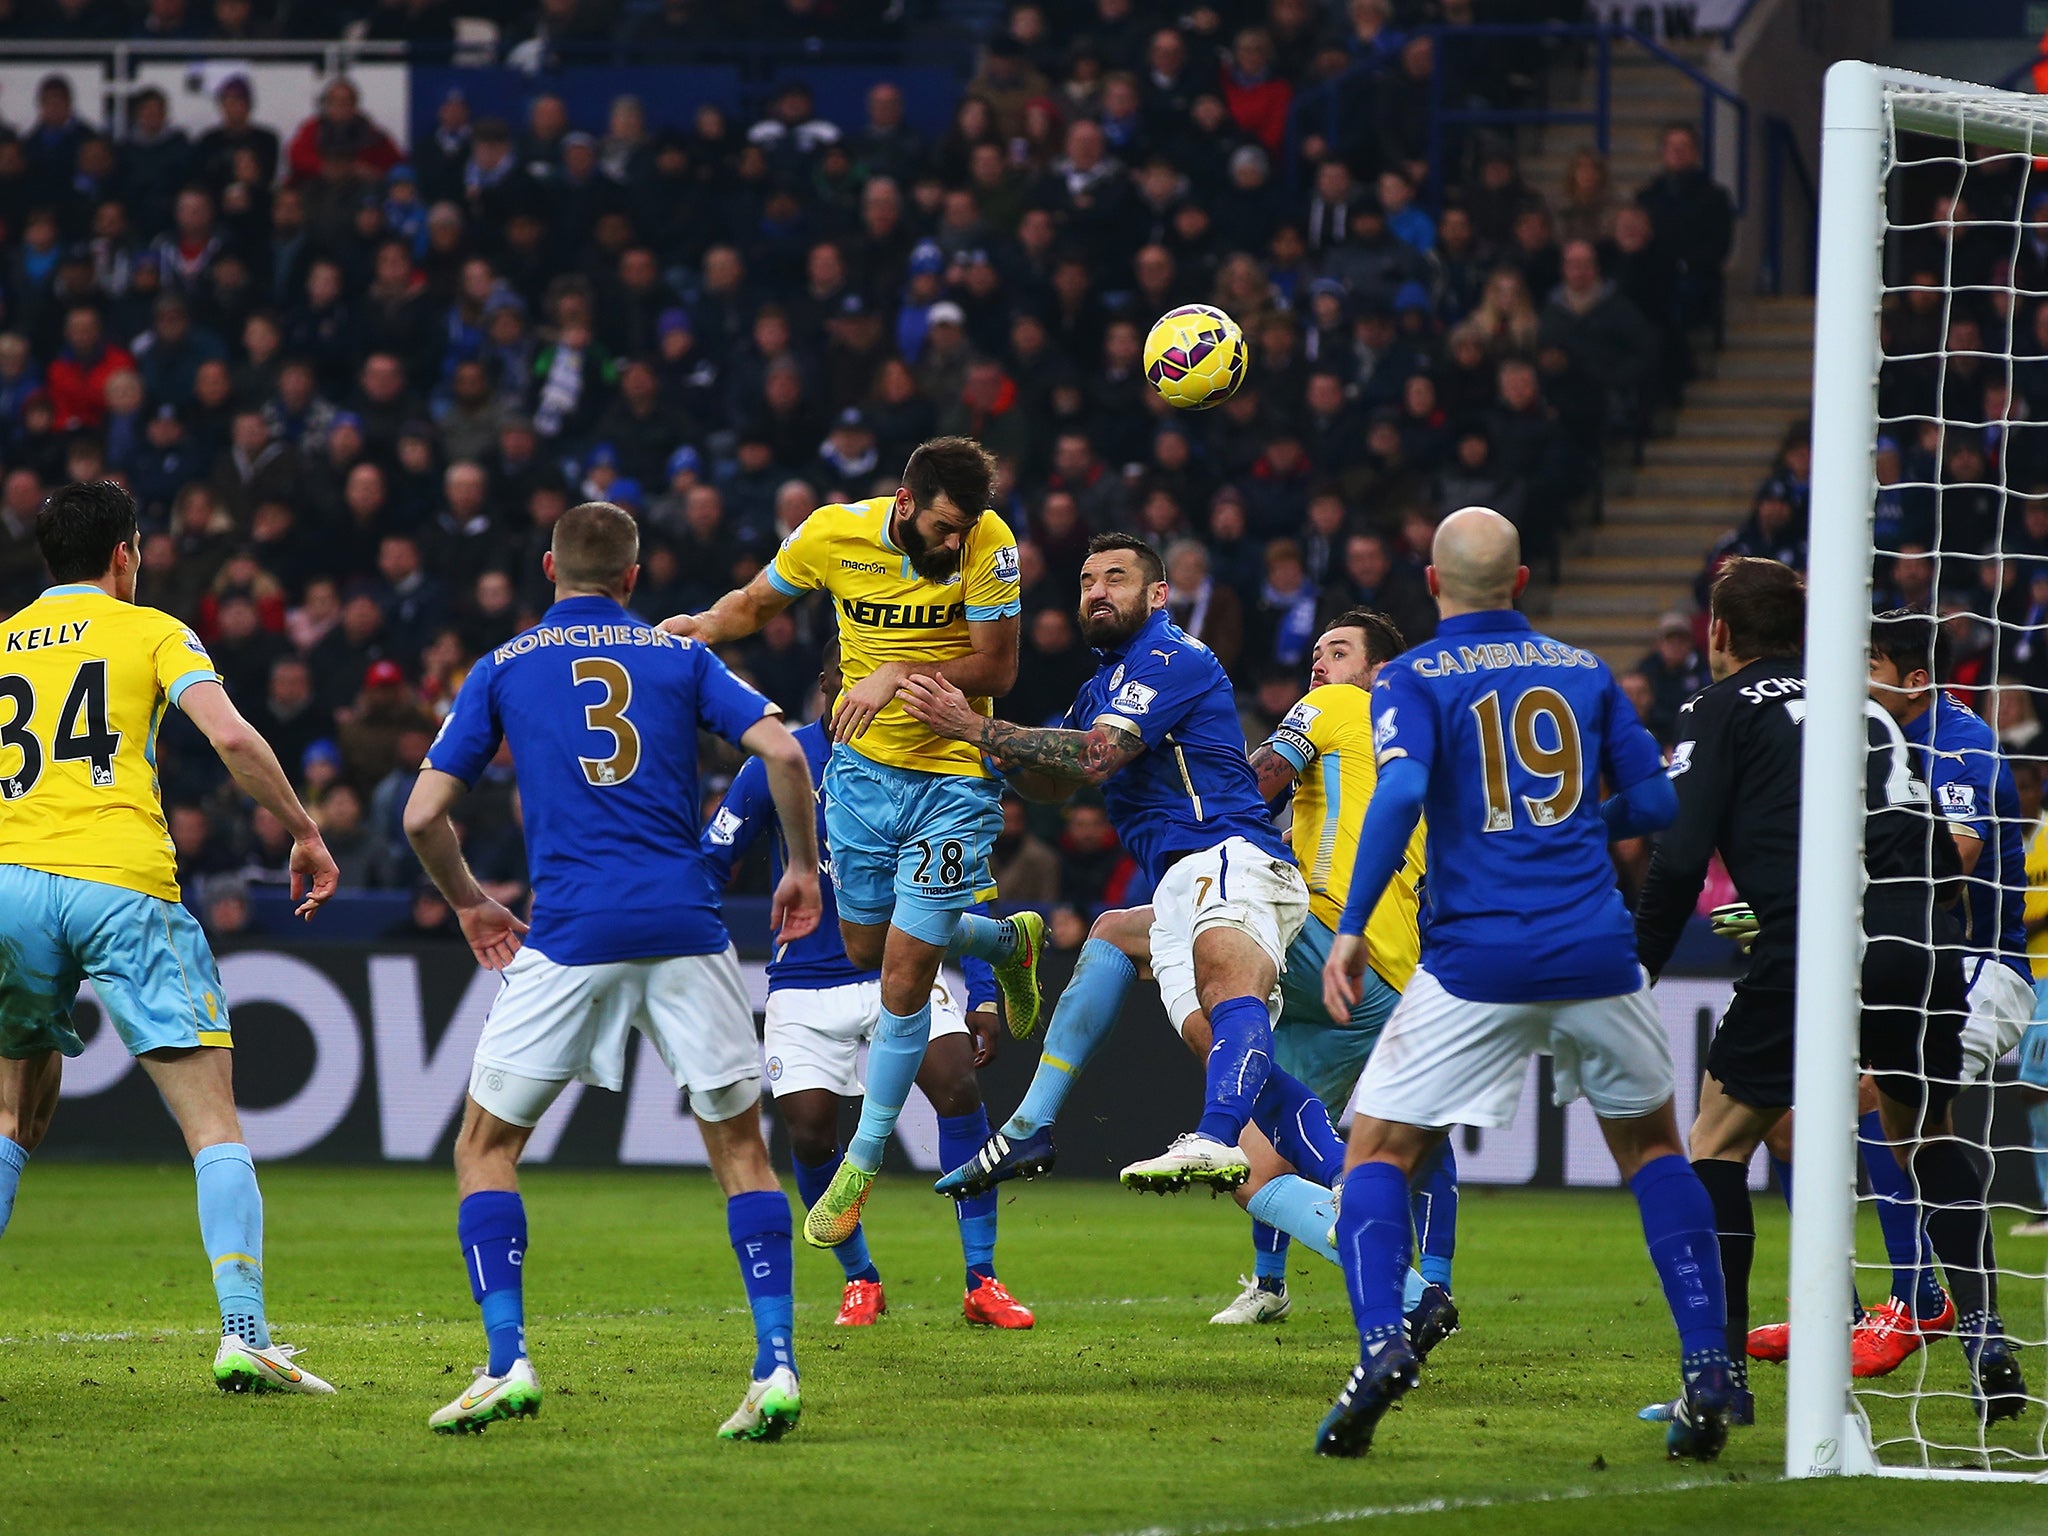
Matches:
[1274,911,1403,1119]
[821,745,1002,947]
[0,864,232,1060]
[2019,979,2048,1090]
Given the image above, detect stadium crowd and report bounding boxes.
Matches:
[0,0,1745,941]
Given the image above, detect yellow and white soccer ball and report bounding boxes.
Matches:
[1142,303,1248,411]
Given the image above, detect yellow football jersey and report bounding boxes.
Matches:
[2025,812,2048,981]
[0,585,219,901]
[766,495,1020,778]
[1271,682,1426,991]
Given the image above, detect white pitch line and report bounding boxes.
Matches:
[1077,1475,1744,1536]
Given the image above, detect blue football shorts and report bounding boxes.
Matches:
[0,864,232,1060]
[2019,979,2048,1090]
[822,746,1002,947]
[1274,911,1403,1119]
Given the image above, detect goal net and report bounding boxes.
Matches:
[1795,62,2048,1480]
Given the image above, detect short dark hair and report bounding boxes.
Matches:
[902,435,995,518]
[1321,606,1405,665]
[1870,607,1948,684]
[551,501,639,592]
[37,480,137,583]
[1085,531,1164,586]
[1708,557,1803,661]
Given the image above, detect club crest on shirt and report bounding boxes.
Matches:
[1112,680,1158,715]
[1109,664,1124,687]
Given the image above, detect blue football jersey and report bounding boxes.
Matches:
[427,595,775,966]
[1904,690,2026,977]
[702,720,871,992]
[1062,608,1289,886]
[701,720,999,1004]
[1371,609,1666,1002]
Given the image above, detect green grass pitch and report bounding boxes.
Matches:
[1,1163,2044,1535]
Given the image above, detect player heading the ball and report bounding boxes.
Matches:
[661,437,1046,1249]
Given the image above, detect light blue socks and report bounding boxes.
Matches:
[0,1134,25,1240]
[195,1143,269,1348]
[846,1000,931,1172]
[1005,938,1137,1137]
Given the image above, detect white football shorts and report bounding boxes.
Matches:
[470,944,760,1127]
[761,974,970,1098]
[1961,956,2033,1083]
[1351,965,1674,1129]
[1150,836,1310,1036]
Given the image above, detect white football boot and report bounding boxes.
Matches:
[212,1334,336,1395]
[1211,1274,1291,1324]
[428,1357,542,1434]
[717,1365,801,1442]
[1120,1132,1251,1192]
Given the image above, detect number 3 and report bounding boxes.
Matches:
[573,657,640,786]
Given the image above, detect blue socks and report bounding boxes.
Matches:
[1249,1068,1344,1185]
[846,999,931,1173]
[947,914,1017,963]
[194,1143,269,1349]
[1247,1174,1338,1264]
[0,1134,25,1240]
[1769,1151,1794,1209]
[457,1190,528,1375]
[1252,1220,1289,1288]
[1413,1144,1458,1291]
[1629,1153,1729,1365]
[1860,1110,1945,1317]
[727,1189,796,1380]
[793,1150,878,1283]
[1196,994,1274,1146]
[1337,1161,1412,1350]
[1005,938,1136,1137]
[938,1109,998,1287]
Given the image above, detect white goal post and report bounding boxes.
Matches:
[1794,60,2048,1483]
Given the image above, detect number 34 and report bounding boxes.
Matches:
[0,661,122,799]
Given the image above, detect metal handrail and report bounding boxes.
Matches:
[1719,0,1767,52]
[1762,113,1818,295]
[0,33,972,75]
[1419,22,1748,216]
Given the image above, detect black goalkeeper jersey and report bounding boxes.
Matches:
[1634,656,1960,987]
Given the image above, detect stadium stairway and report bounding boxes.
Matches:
[1533,294,1814,671]
[1511,37,1814,671]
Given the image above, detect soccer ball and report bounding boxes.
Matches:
[1143,304,1247,411]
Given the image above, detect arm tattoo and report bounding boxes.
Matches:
[1249,742,1298,802]
[972,718,1143,785]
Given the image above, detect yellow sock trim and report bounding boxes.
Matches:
[1040,1053,1071,1074]
[211,1252,262,1273]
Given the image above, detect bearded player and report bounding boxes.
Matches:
[702,637,1035,1329]
[662,437,1045,1247]
[1213,609,1457,1342]
[899,533,1334,1210]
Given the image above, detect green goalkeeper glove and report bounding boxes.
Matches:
[1709,902,1758,953]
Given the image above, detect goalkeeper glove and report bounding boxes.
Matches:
[1709,901,1758,953]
